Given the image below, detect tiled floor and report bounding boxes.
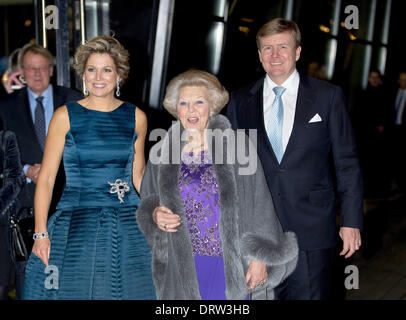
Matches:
[346,196,406,300]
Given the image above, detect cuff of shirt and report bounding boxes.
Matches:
[23,164,32,183]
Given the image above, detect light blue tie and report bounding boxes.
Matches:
[267,86,286,163]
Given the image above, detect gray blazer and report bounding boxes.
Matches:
[137,114,298,300]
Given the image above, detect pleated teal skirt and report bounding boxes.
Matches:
[22,206,156,300]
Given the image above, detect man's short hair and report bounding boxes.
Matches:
[18,43,53,68]
[256,18,301,49]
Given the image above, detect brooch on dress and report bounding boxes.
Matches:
[108,179,130,203]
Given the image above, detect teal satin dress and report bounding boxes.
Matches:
[22,101,156,300]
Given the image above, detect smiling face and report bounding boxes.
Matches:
[177,86,211,137]
[258,31,301,85]
[83,53,119,98]
[21,52,53,96]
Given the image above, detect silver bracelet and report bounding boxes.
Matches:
[33,231,49,241]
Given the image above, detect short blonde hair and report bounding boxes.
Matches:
[256,18,301,49]
[18,44,53,68]
[163,69,229,118]
[74,35,130,84]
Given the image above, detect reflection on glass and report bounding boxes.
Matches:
[326,38,337,80]
[381,0,391,44]
[85,0,98,40]
[377,47,387,75]
[362,44,372,89]
[84,1,110,41]
[284,0,294,20]
[206,22,224,75]
[366,0,376,41]
[331,0,341,36]
[211,0,227,18]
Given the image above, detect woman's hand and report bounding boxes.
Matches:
[153,206,181,232]
[32,237,51,267]
[246,260,268,290]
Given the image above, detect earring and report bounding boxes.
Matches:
[116,79,121,97]
[83,78,88,95]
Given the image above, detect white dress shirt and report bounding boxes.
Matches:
[263,70,300,152]
[24,84,54,182]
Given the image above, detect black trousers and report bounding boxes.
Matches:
[274,247,335,300]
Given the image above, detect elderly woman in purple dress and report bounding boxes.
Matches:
[137,69,298,300]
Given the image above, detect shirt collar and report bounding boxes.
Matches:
[27,84,53,102]
[264,69,299,96]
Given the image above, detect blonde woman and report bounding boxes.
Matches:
[22,36,155,300]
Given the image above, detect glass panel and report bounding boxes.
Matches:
[0,1,35,93]
[0,1,35,56]
[166,0,227,81]
[341,0,376,41]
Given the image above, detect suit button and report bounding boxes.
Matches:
[277,192,281,196]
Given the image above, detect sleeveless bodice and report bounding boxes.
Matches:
[57,101,140,209]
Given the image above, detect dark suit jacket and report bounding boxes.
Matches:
[226,73,363,250]
[0,130,25,225]
[0,85,83,214]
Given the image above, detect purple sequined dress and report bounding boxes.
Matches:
[178,150,226,300]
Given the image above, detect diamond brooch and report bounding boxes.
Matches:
[108,179,130,203]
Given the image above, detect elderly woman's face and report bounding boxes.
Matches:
[84,53,118,98]
[177,86,211,134]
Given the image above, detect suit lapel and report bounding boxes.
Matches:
[248,78,280,164]
[53,86,65,110]
[17,88,41,149]
[282,74,317,161]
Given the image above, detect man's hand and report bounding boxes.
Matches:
[339,227,361,258]
[26,163,41,183]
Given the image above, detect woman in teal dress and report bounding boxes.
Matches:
[22,36,156,299]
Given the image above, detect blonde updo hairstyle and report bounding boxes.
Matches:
[163,69,229,119]
[73,35,130,85]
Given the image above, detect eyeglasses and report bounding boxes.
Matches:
[23,66,51,74]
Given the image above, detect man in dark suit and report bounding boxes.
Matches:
[226,18,363,300]
[389,72,406,195]
[0,44,82,217]
[354,70,391,197]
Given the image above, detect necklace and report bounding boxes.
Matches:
[188,142,205,150]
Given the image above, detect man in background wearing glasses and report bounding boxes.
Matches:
[0,43,82,242]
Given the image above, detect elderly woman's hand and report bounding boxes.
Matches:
[153,206,181,232]
[246,260,268,290]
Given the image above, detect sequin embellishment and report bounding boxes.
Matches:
[178,150,223,257]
